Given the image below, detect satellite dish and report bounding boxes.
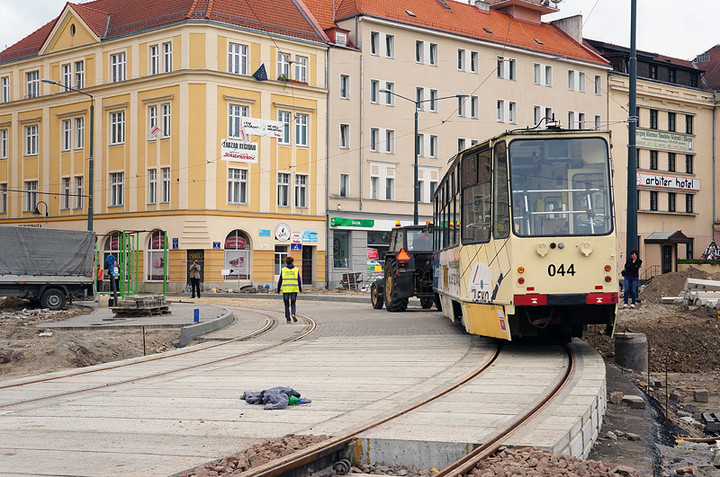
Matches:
[550,0,563,4]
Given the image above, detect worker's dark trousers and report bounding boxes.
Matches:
[282,292,297,321]
[190,278,201,298]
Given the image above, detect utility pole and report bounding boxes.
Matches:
[626,0,638,255]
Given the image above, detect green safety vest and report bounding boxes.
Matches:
[281,267,300,293]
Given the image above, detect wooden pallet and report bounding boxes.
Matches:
[111,305,170,317]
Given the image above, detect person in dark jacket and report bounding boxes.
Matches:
[277,256,302,323]
[189,260,202,298]
[622,249,642,308]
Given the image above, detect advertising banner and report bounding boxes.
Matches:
[225,250,249,278]
[221,138,258,163]
[636,129,693,152]
[241,117,283,138]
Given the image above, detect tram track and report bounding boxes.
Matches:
[0,308,315,408]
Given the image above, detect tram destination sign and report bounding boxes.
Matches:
[636,129,693,153]
[637,172,700,191]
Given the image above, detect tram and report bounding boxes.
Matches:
[432,127,618,341]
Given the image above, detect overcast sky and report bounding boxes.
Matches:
[0,0,717,61]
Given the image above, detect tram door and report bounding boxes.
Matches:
[662,245,673,274]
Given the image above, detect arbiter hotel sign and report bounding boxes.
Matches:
[637,172,700,191]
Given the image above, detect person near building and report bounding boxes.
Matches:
[189,260,202,298]
[105,253,118,305]
[621,249,642,308]
[96,264,103,293]
[277,256,302,323]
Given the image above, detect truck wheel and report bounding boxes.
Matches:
[41,288,66,310]
[384,262,408,312]
[420,297,433,309]
[371,281,384,309]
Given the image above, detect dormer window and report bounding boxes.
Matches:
[336,32,347,46]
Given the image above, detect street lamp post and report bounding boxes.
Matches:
[42,79,94,232]
[380,89,468,225]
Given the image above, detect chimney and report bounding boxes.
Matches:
[474,0,490,11]
[551,14,583,44]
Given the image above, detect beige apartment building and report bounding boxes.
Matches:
[303,0,611,287]
[0,0,329,291]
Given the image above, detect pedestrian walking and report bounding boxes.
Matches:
[277,256,302,323]
[189,260,202,298]
[621,249,642,308]
[96,264,103,293]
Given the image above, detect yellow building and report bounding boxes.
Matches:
[0,1,329,291]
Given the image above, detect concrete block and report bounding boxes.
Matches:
[622,395,646,409]
[694,389,710,403]
[685,278,720,292]
[661,296,680,304]
[609,391,624,404]
[670,390,684,402]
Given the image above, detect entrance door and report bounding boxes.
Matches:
[302,246,313,285]
[661,245,672,274]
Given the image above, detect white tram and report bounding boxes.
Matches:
[433,128,618,341]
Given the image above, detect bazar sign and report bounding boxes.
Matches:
[330,217,375,228]
[636,129,693,152]
[637,172,700,191]
[221,138,258,163]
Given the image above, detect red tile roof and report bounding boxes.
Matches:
[696,45,720,91]
[305,0,608,65]
[0,0,327,64]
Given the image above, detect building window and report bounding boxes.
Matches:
[74,176,83,209]
[148,105,158,138]
[228,104,248,138]
[568,111,576,129]
[163,41,173,73]
[687,242,694,260]
[340,174,349,197]
[370,176,379,199]
[62,178,71,209]
[228,168,248,204]
[296,113,308,146]
[110,111,125,145]
[458,96,466,117]
[333,230,349,268]
[162,104,171,138]
[578,72,586,92]
[228,42,248,75]
[416,88,426,110]
[75,117,84,149]
[686,115,693,134]
[690,74,699,88]
[385,34,394,58]
[595,115,602,130]
[497,57,516,80]
[1,76,9,102]
[686,155,693,174]
[148,169,157,204]
[26,71,39,98]
[147,230,167,281]
[0,183,6,213]
[417,133,425,157]
[545,66,553,86]
[594,75,602,95]
[339,124,349,149]
[497,101,516,123]
[668,153,676,172]
[649,109,658,129]
[578,112,586,129]
[0,129,7,158]
[110,52,126,82]
[668,192,676,212]
[429,43,438,66]
[429,89,438,112]
[25,125,38,155]
[668,112,676,132]
[62,64,72,88]
[370,31,379,55]
[649,191,658,211]
[370,128,379,151]
[458,138,466,151]
[385,129,394,153]
[295,174,307,208]
[470,51,478,73]
[277,172,290,207]
[278,111,290,144]
[110,172,124,206]
[340,74,349,98]
[686,194,693,213]
[277,52,290,78]
[416,40,424,63]
[149,45,159,75]
[161,167,170,203]
[469,96,478,119]
[650,150,658,170]
[669,68,677,83]
[567,70,585,92]
[73,60,84,88]
[370,79,379,103]
[649,64,658,79]
[62,119,72,151]
[24,180,38,212]
[385,177,394,200]
[226,230,252,279]
[384,82,394,105]
[567,70,575,91]
[295,56,307,82]
[457,49,465,71]
[429,135,438,158]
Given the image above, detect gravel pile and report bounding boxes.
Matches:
[466,448,640,477]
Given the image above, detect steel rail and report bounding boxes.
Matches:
[434,343,576,477]
[235,344,503,477]
[0,311,315,408]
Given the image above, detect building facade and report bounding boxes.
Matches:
[0,0,329,291]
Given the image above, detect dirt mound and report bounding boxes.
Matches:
[639,267,711,304]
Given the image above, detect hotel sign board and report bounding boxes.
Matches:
[636,130,693,153]
[637,172,700,191]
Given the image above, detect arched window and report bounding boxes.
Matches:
[147,230,166,281]
[224,230,251,280]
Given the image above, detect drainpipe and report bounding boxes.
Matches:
[360,53,364,211]
[325,46,330,289]
[714,91,717,243]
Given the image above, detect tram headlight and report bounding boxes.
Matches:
[604,265,612,272]
[517,267,525,274]
[536,242,549,257]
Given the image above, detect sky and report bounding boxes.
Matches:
[0,0,717,61]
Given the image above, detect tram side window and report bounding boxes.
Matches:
[462,148,491,243]
[493,141,510,239]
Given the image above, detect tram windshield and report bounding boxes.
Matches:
[508,137,612,237]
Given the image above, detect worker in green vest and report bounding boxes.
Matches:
[277,256,302,323]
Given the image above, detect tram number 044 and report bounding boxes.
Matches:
[547,264,576,277]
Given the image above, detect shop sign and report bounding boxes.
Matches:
[302,230,318,242]
[275,223,291,242]
[367,248,379,260]
[637,172,700,191]
[636,129,693,152]
[259,229,271,237]
[291,243,302,251]
[225,235,247,249]
[221,138,258,163]
[330,217,375,228]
